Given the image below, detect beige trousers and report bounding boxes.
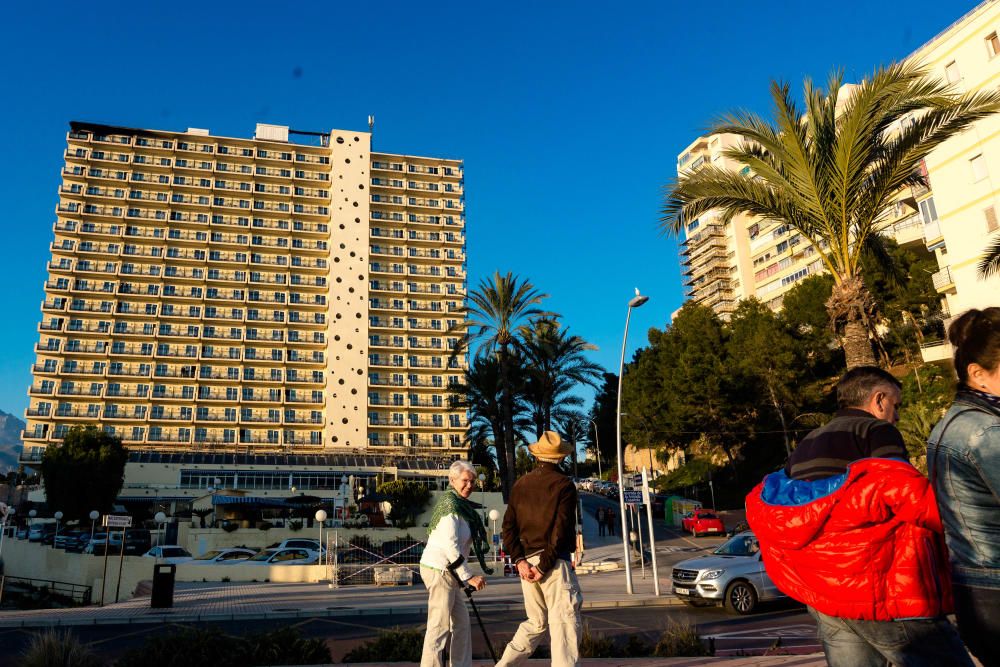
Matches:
[420,566,471,667]
[496,556,583,667]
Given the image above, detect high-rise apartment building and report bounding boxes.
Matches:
[678,0,1000,332]
[22,121,467,461]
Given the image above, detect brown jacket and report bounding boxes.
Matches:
[501,461,577,575]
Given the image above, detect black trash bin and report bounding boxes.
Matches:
[150,563,176,608]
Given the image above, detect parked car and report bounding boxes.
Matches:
[267,538,326,555]
[54,529,89,551]
[244,548,318,566]
[27,523,56,543]
[84,531,123,555]
[142,545,193,563]
[681,509,725,537]
[123,529,152,556]
[15,526,28,540]
[190,548,257,565]
[671,531,786,614]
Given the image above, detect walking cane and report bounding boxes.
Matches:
[447,555,499,664]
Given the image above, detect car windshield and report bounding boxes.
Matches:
[697,512,719,519]
[713,534,760,557]
[249,550,276,562]
[194,550,223,560]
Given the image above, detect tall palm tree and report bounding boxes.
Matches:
[521,318,603,437]
[555,412,588,478]
[978,237,1000,279]
[663,63,1000,368]
[452,272,551,499]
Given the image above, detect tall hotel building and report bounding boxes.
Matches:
[22,121,468,465]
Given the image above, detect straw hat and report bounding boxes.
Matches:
[528,431,573,462]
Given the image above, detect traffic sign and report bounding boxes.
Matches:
[623,490,643,504]
[103,515,132,528]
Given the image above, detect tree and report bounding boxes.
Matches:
[586,373,619,477]
[376,480,431,528]
[727,299,799,457]
[453,272,551,500]
[555,411,588,478]
[40,426,127,520]
[521,318,603,437]
[663,63,1000,368]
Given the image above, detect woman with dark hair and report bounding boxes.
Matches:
[928,307,1000,667]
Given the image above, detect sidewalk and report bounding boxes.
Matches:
[339,658,827,667]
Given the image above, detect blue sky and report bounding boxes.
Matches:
[0,0,972,417]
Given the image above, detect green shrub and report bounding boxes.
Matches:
[288,520,303,532]
[653,622,711,657]
[257,521,273,531]
[21,630,102,667]
[115,626,330,666]
[341,627,422,663]
[221,522,239,533]
[579,623,615,658]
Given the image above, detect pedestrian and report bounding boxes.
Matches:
[495,431,582,667]
[596,507,606,536]
[605,507,615,536]
[574,527,585,567]
[928,308,1000,667]
[418,460,493,667]
[746,366,972,667]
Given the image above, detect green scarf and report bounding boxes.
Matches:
[428,489,494,575]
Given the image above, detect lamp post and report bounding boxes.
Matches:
[315,509,327,566]
[54,511,63,543]
[89,510,99,543]
[617,289,649,595]
[154,512,167,561]
[209,476,221,527]
[477,473,486,519]
[488,508,500,563]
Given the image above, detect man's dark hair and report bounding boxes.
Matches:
[836,366,902,409]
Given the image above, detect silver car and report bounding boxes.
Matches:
[671,531,785,614]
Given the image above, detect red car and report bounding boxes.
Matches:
[682,509,725,537]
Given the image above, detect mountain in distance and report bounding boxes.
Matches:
[0,410,24,471]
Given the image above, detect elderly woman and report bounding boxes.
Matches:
[928,307,1000,667]
[419,460,493,667]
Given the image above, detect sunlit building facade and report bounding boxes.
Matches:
[22,121,467,461]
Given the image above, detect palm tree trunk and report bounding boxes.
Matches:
[827,276,877,369]
[842,319,876,369]
[499,344,516,502]
[490,418,508,501]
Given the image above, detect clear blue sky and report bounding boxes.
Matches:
[0,0,972,417]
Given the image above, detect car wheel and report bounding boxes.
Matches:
[724,580,758,615]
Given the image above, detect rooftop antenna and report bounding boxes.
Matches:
[368,114,375,150]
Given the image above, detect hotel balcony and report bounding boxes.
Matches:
[932,266,956,294]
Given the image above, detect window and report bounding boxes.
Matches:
[971,154,988,182]
[987,32,1000,58]
[986,206,999,233]
[945,61,961,84]
[919,197,939,225]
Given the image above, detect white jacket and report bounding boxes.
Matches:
[420,513,475,581]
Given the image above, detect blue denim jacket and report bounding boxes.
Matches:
[927,391,1000,589]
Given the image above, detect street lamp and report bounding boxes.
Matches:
[209,476,221,527]
[488,508,500,563]
[154,512,167,559]
[89,510,99,543]
[54,511,63,543]
[617,289,649,595]
[587,419,602,479]
[477,473,486,519]
[315,509,327,566]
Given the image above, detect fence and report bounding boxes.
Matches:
[324,532,424,586]
[0,575,93,606]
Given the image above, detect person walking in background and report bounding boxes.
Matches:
[596,507,606,536]
[418,460,494,667]
[605,507,615,536]
[747,367,972,667]
[928,308,1000,667]
[496,432,582,667]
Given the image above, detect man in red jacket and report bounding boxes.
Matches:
[747,367,972,667]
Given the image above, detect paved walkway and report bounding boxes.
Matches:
[330,659,827,666]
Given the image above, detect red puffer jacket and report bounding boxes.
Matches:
[745,458,952,621]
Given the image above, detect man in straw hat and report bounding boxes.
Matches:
[495,431,582,666]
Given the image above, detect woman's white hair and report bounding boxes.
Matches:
[448,460,476,480]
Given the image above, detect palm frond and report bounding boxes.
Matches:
[978,235,1000,278]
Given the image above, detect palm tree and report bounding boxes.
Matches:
[452,272,551,499]
[521,318,603,437]
[978,237,1000,279]
[663,63,1000,369]
[555,412,588,478]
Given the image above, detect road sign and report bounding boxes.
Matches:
[623,490,643,504]
[103,515,132,528]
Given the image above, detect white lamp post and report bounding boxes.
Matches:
[211,477,221,527]
[314,509,327,566]
[478,473,486,519]
[154,511,167,548]
[488,508,500,563]
[617,289,649,595]
[54,511,63,543]
[588,419,602,479]
[89,510,99,543]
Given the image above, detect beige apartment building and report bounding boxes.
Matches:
[22,121,467,466]
[679,0,1000,346]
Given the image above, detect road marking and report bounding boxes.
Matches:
[704,623,817,639]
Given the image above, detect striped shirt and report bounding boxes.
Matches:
[786,408,908,481]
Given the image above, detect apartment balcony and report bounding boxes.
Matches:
[108,366,151,378]
[920,340,953,364]
[889,214,924,248]
[151,390,196,401]
[283,415,324,424]
[62,342,108,355]
[284,395,322,404]
[28,384,54,396]
[25,407,51,417]
[924,221,944,251]
[53,408,102,420]
[369,376,405,387]
[104,387,150,399]
[932,266,956,293]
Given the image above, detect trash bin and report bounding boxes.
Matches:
[150,563,176,608]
